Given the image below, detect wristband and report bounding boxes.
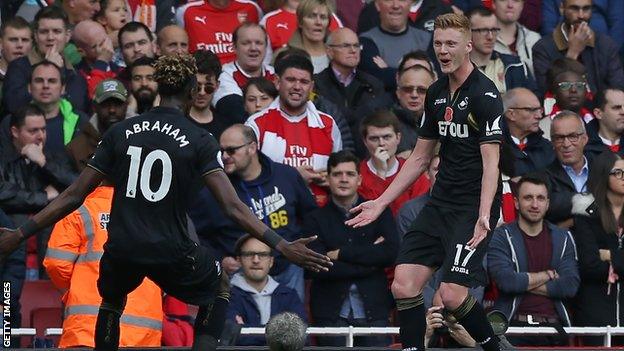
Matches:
[19,219,39,239]
[263,228,284,249]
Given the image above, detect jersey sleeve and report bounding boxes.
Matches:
[418,90,439,140]
[197,132,223,176]
[473,88,504,144]
[87,127,117,176]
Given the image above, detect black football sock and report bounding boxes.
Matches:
[193,296,229,351]
[452,295,500,351]
[94,299,125,351]
[396,294,426,350]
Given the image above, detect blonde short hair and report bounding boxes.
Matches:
[296,0,334,29]
[434,13,471,36]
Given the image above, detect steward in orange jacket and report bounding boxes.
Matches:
[44,186,163,348]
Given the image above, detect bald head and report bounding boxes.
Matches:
[157,25,189,56]
[503,87,543,139]
[327,28,361,70]
[72,20,109,62]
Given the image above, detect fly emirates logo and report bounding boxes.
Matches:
[196,32,234,54]
[284,145,313,167]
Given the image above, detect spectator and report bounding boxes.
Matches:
[303,150,398,347]
[117,21,156,84]
[95,0,131,68]
[227,235,306,346]
[540,69,593,138]
[156,24,189,56]
[488,173,579,346]
[66,79,128,171]
[213,23,276,124]
[266,312,306,351]
[72,20,119,99]
[274,47,355,153]
[397,50,436,77]
[25,60,89,156]
[43,184,163,348]
[502,87,554,177]
[541,0,624,54]
[532,0,624,96]
[0,104,77,279]
[544,111,589,226]
[59,0,101,26]
[492,0,541,75]
[585,87,624,160]
[397,154,440,237]
[177,0,262,63]
[359,0,432,91]
[245,54,342,206]
[0,17,32,106]
[357,0,453,35]
[2,6,89,117]
[541,58,589,119]
[358,110,430,216]
[274,0,335,74]
[314,27,390,158]
[467,7,536,95]
[243,77,278,115]
[261,0,342,52]
[127,57,158,116]
[188,50,229,138]
[189,124,317,299]
[571,151,624,346]
[393,64,435,157]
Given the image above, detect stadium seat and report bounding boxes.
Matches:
[19,280,63,346]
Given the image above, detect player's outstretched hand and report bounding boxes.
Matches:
[467,216,490,249]
[277,236,332,272]
[0,228,24,259]
[345,200,384,228]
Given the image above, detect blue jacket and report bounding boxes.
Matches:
[487,221,580,326]
[502,123,555,177]
[188,152,317,274]
[495,51,538,95]
[542,0,624,53]
[226,276,306,346]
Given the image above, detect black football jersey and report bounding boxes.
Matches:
[420,67,504,210]
[88,106,222,263]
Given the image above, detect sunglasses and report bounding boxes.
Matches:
[398,85,428,95]
[220,141,253,155]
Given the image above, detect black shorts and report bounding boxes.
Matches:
[396,204,498,288]
[98,243,221,306]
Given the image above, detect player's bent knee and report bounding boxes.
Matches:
[391,277,421,298]
[439,283,468,310]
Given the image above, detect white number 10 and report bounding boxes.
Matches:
[126,146,172,202]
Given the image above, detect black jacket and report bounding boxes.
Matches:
[0,144,77,214]
[543,159,588,223]
[584,119,624,162]
[503,128,555,177]
[572,213,624,327]
[303,197,398,321]
[313,67,391,157]
[392,103,423,155]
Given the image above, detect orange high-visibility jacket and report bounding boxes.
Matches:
[44,186,163,348]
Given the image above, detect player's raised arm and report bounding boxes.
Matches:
[0,167,105,257]
[346,137,437,228]
[202,170,332,272]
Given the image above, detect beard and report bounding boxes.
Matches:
[134,88,157,114]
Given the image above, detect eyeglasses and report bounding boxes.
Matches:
[471,27,501,36]
[557,81,586,91]
[552,132,585,144]
[193,83,216,94]
[398,85,428,95]
[510,106,543,114]
[327,43,363,51]
[610,168,624,180]
[220,141,253,155]
[239,251,272,260]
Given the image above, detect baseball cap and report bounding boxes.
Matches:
[94,79,128,103]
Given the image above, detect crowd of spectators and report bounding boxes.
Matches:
[0,0,624,348]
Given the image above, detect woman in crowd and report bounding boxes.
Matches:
[243,77,278,116]
[572,151,624,346]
